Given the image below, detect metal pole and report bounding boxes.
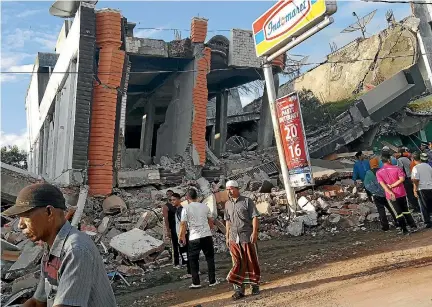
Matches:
[262,62,297,215]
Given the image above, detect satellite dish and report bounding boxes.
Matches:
[49,0,80,18]
[341,10,377,39]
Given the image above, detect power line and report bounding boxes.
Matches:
[135,26,231,32]
[1,51,427,75]
[361,0,432,3]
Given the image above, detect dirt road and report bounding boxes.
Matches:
[116,229,432,307]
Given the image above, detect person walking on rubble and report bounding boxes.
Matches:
[377,153,417,235]
[170,193,191,276]
[162,189,184,269]
[363,159,398,231]
[224,180,261,300]
[179,188,217,289]
[412,152,432,228]
[3,183,116,307]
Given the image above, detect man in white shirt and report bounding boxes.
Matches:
[412,153,432,228]
[179,188,217,289]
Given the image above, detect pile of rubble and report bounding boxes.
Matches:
[1,149,424,305]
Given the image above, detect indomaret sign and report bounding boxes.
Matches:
[276,92,313,187]
[253,0,337,57]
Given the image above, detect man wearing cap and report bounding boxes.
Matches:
[3,183,116,307]
[378,146,398,169]
[412,152,432,228]
[420,142,432,167]
[224,180,261,300]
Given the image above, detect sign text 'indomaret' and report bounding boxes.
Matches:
[253,0,337,57]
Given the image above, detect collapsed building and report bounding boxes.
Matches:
[24,2,285,195]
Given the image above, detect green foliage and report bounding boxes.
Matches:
[1,145,28,169]
[298,89,355,130]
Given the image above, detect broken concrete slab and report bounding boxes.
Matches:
[259,180,274,193]
[197,177,212,197]
[117,169,161,188]
[144,224,164,241]
[287,220,304,236]
[135,211,158,230]
[97,217,111,234]
[8,244,43,272]
[328,214,342,224]
[297,196,316,212]
[11,271,39,295]
[102,195,127,215]
[110,228,164,262]
[203,194,217,218]
[256,201,272,215]
[105,228,122,241]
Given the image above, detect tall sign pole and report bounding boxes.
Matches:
[253,0,337,215]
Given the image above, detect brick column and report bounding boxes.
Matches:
[190,17,211,166]
[88,9,125,196]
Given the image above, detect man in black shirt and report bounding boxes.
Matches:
[162,190,181,268]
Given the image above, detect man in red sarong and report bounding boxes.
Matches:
[224,180,261,300]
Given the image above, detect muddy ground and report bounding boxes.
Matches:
[115,228,432,307]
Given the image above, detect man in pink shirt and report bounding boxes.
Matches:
[376,153,417,235]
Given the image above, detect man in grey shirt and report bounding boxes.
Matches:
[397,147,419,211]
[3,183,116,307]
[224,180,261,300]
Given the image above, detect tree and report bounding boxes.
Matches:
[1,145,28,169]
[298,89,328,130]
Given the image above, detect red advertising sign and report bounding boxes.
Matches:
[275,92,313,187]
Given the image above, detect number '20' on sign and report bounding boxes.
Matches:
[276,93,309,170]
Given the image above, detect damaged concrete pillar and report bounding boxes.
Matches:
[258,73,279,150]
[88,9,125,196]
[190,17,211,166]
[140,101,155,157]
[213,90,228,157]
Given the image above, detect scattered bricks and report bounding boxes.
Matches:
[117,265,145,277]
[347,204,359,210]
[327,208,354,216]
[322,185,344,195]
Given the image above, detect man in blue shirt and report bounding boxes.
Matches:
[353,151,372,201]
[352,151,371,182]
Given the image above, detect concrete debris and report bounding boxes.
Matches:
[97,217,111,234]
[287,220,304,237]
[110,228,165,262]
[4,148,422,296]
[117,265,145,277]
[7,243,43,272]
[102,195,127,214]
[256,201,272,215]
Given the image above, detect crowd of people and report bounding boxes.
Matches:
[3,142,431,306]
[353,142,432,233]
[162,180,261,300]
